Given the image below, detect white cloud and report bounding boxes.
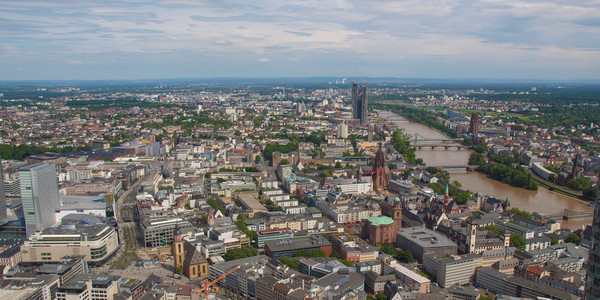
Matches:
[0,0,598,79]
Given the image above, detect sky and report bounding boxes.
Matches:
[1,0,599,81]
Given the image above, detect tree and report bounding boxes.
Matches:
[475,138,488,153]
[207,198,226,215]
[509,208,533,220]
[376,293,388,300]
[224,246,258,261]
[452,180,462,189]
[454,191,473,205]
[426,166,439,174]
[510,233,526,251]
[338,259,354,267]
[565,233,581,245]
[279,159,289,165]
[176,265,184,274]
[484,224,501,235]
[435,170,450,183]
[184,203,192,210]
[294,250,308,257]
[567,177,592,191]
[308,249,327,258]
[255,155,261,164]
[583,187,597,199]
[394,249,415,263]
[330,250,341,258]
[380,242,395,255]
[550,237,558,245]
[279,256,299,270]
[236,214,257,241]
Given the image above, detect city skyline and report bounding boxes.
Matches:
[1,0,599,81]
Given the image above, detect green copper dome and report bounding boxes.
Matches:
[364,215,394,226]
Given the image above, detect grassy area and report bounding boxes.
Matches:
[110,250,137,269]
[455,108,531,122]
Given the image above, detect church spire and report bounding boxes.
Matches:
[444,184,450,206]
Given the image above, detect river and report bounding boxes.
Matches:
[378,110,593,230]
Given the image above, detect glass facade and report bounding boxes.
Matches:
[586,201,600,299]
[20,163,60,237]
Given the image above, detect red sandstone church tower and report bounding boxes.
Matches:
[469,113,479,135]
[373,143,391,191]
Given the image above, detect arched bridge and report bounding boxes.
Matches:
[542,209,593,220]
[430,164,479,171]
[415,144,465,150]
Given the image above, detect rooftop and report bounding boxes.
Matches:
[397,227,456,248]
[265,236,332,253]
[364,215,394,226]
[312,271,365,293]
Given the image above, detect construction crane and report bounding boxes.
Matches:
[195,266,240,300]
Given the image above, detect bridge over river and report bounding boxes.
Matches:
[540,209,594,220]
[429,164,480,171]
[409,134,465,149]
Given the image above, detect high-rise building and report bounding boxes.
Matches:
[19,163,59,237]
[336,122,348,139]
[352,82,368,125]
[0,156,7,226]
[585,200,600,298]
[469,113,479,135]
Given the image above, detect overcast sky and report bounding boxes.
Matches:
[1,0,599,81]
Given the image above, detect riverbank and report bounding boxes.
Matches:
[378,108,593,229]
[527,169,592,204]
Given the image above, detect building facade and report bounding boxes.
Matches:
[372,144,391,191]
[173,225,209,279]
[586,200,600,298]
[20,224,119,266]
[20,163,60,237]
[0,156,7,226]
[352,82,368,125]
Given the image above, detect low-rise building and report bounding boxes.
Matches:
[424,254,480,288]
[364,270,395,294]
[264,236,332,260]
[56,274,120,300]
[395,227,457,263]
[383,262,431,293]
[310,270,365,299]
[21,219,118,266]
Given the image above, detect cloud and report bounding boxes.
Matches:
[284,30,312,37]
[0,0,598,80]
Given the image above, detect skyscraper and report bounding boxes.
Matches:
[19,163,59,237]
[352,82,368,125]
[586,199,600,298]
[0,156,7,226]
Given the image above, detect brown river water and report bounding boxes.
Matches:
[378,110,593,230]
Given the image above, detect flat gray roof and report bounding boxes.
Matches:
[397,227,456,248]
[264,236,332,253]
